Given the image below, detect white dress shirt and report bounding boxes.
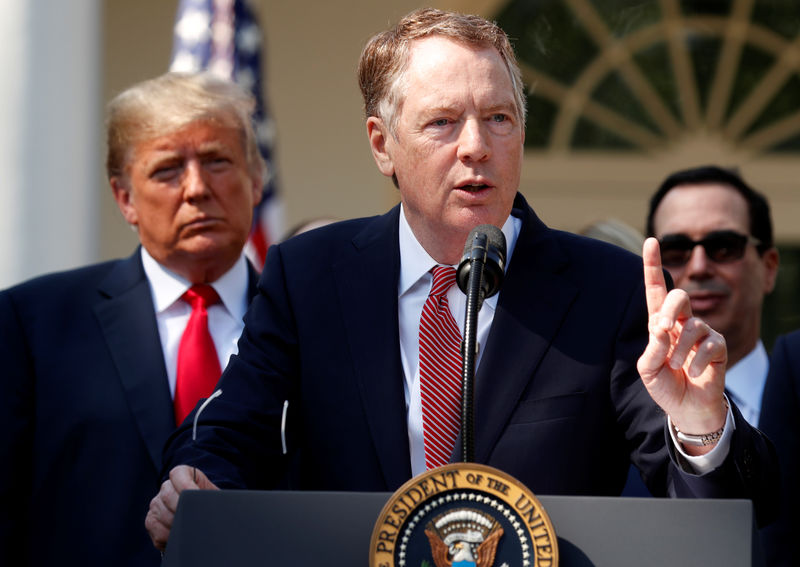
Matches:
[140,247,250,399]
[724,341,768,426]
[397,207,522,476]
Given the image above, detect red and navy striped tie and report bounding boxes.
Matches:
[419,266,462,469]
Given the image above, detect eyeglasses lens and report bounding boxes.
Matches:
[659,231,750,267]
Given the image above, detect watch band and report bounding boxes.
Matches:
[672,397,729,447]
[674,425,725,446]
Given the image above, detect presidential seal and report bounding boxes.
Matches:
[370,463,558,567]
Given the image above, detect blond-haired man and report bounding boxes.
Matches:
[0,72,263,566]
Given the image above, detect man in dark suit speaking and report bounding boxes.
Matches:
[0,73,263,566]
[146,8,778,550]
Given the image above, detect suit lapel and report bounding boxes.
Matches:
[469,197,580,464]
[93,251,174,472]
[333,207,412,488]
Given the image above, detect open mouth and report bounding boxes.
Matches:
[457,183,491,192]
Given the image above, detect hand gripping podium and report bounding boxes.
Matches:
[162,490,763,566]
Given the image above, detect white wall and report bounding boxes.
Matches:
[0,0,101,288]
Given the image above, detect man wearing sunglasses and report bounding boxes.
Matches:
[646,165,779,427]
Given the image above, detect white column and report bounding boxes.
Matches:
[0,0,101,289]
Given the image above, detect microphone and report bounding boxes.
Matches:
[455,225,506,463]
[456,225,507,310]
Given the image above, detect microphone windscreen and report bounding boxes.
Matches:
[481,224,507,263]
[456,225,507,297]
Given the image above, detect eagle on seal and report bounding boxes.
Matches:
[424,509,504,567]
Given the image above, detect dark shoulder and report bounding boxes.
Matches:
[771,330,800,369]
[514,192,643,279]
[775,329,800,349]
[279,216,380,252]
[271,212,395,274]
[1,258,124,303]
[258,210,398,298]
[555,228,641,262]
[544,228,644,284]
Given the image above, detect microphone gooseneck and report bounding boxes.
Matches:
[456,225,507,463]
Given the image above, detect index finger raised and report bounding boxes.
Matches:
[642,237,668,316]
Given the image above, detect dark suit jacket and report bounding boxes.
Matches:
[759,331,800,566]
[0,249,258,567]
[164,194,777,526]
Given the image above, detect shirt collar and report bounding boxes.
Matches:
[397,204,521,306]
[726,340,769,402]
[140,247,250,320]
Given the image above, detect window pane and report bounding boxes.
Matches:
[633,44,682,122]
[571,117,638,150]
[686,35,722,115]
[496,0,598,85]
[592,71,661,136]
[680,0,732,17]
[524,94,558,148]
[746,74,800,136]
[726,45,774,122]
[589,0,661,38]
[752,2,800,40]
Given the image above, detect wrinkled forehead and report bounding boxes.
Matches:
[406,35,512,81]
[140,106,243,142]
[123,115,246,169]
[401,36,519,111]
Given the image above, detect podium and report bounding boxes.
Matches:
[162,490,763,566]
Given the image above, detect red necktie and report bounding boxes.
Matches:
[174,284,222,425]
[419,266,463,469]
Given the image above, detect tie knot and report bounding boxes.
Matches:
[430,266,457,298]
[182,284,220,309]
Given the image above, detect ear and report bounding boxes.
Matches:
[366,116,395,178]
[250,169,264,208]
[762,247,780,293]
[110,177,139,226]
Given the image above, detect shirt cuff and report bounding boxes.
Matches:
[667,394,735,474]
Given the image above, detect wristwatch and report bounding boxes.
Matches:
[672,397,729,446]
[673,424,725,446]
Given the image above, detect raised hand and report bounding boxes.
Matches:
[636,237,728,455]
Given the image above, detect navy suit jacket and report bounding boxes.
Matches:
[164,194,777,526]
[0,250,258,567]
[759,331,800,566]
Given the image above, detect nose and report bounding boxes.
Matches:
[685,244,713,279]
[182,161,211,202]
[456,118,489,162]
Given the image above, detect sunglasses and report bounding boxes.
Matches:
[659,230,761,268]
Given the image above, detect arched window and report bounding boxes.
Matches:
[497,0,800,154]
[491,0,800,344]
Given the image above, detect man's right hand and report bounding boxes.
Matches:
[145,464,219,551]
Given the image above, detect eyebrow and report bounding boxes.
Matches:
[419,100,518,119]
